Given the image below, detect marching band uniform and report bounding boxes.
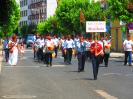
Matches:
[64,38,75,64]
[90,40,103,80]
[75,37,86,72]
[45,36,55,66]
[103,38,111,67]
[52,37,59,58]
[35,37,44,62]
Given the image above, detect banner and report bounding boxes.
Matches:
[86,21,106,32]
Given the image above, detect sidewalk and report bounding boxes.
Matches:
[0,45,3,73]
[110,52,124,58]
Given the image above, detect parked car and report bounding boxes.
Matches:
[26,34,35,48]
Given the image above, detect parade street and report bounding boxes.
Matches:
[0,49,133,99]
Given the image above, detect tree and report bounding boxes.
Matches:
[20,24,36,36]
[108,0,133,23]
[55,0,107,35]
[0,0,20,37]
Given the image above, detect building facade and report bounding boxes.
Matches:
[19,0,57,27]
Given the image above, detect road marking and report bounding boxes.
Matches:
[52,65,65,67]
[2,95,36,98]
[95,90,118,99]
[4,66,40,68]
[125,74,133,77]
[102,73,121,76]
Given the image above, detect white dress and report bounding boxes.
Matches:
[8,41,18,66]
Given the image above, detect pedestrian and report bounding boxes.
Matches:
[90,36,104,80]
[103,35,111,67]
[45,35,55,67]
[64,35,75,64]
[75,36,86,72]
[8,34,19,66]
[123,34,133,66]
[3,37,9,62]
[19,41,25,58]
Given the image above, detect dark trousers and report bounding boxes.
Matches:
[62,48,67,62]
[124,51,132,65]
[66,48,72,64]
[37,48,44,61]
[92,55,100,80]
[4,49,9,62]
[45,52,52,66]
[104,53,110,66]
[77,52,86,72]
[85,51,92,60]
[54,46,58,58]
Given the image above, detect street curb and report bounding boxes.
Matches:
[0,46,3,74]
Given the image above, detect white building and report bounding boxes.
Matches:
[19,0,57,27]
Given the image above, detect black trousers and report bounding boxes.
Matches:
[54,46,58,58]
[104,53,110,66]
[92,55,100,80]
[37,48,43,61]
[45,52,52,66]
[4,49,9,62]
[77,52,86,72]
[66,48,72,64]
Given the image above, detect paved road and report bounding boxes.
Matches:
[0,49,133,99]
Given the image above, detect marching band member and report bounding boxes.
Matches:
[90,36,104,80]
[52,35,59,58]
[75,36,86,72]
[103,35,111,67]
[37,35,45,62]
[45,35,55,67]
[64,35,75,64]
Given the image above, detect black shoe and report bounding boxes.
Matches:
[124,63,127,66]
[94,78,97,80]
[105,65,108,67]
[129,64,132,66]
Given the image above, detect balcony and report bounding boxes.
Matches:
[29,1,46,9]
[28,13,46,20]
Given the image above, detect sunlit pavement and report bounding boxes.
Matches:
[0,49,133,99]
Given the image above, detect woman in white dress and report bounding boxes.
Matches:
[8,35,19,66]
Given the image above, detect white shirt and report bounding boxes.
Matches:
[64,39,75,49]
[36,39,45,48]
[45,39,54,47]
[52,38,59,47]
[60,39,65,47]
[123,40,133,51]
[98,40,104,48]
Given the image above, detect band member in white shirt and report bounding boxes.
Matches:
[103,35,111,67]
[45,35,55,67]
[64,35,75,64]
[75,36,86,72]
[37,35,45,61]
[52,35,59,58]
[123,35,133,66]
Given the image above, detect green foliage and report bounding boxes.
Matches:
[20,24,36,36]
[0,0,20,37]
[56,0,106,34]
[108,0,133,23]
